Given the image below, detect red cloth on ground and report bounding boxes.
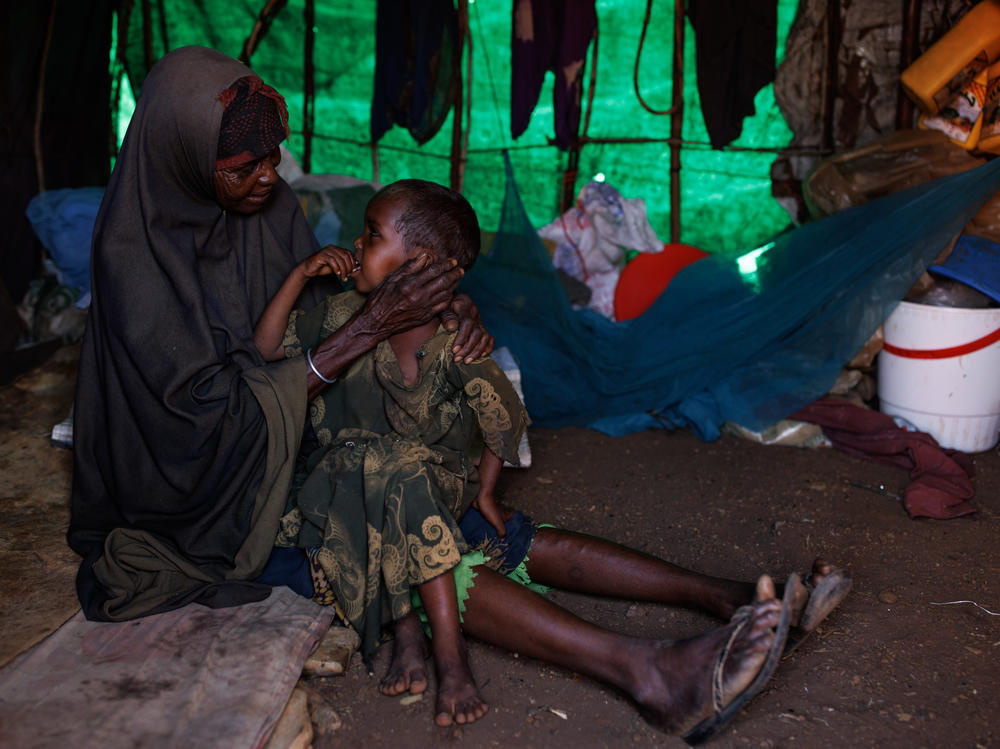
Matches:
[791,398,976,520]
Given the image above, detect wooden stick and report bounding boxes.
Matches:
[669,0,685,243]
[240,0,289,65]
[896,0,923,130]
[821,0,842,153]
[450,0,468,193]
[142,0,153,74]
[303,0,315,173]
[33,0,57,194]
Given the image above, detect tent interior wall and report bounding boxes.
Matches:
[1,0,971,330]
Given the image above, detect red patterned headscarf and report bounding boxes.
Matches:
[215,75,290,170]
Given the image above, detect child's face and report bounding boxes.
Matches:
[352,195,413,293]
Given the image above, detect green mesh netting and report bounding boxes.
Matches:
[113,1,796,253]
[459,154,1000,438]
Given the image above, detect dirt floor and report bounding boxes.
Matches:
[2,343,999,748]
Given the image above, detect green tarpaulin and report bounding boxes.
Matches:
[112,1,798,253]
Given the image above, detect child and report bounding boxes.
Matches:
[254,179,529,728]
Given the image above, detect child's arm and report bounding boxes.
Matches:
[255,246,358,361]
[471,446,507,538]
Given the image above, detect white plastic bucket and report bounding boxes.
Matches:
[878,301,1000,453]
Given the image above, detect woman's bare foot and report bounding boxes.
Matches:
[380,612,429,697]
[713,557,847,625]
[796,557,852,631]
[629,575,784,735]
[432,637,488,726]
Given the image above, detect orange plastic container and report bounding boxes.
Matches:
[977,60,1000,151]
[901,0,1000,115]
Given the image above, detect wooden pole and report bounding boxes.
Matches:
[822,0,842,152]
[240,0,289,65]
[155,0,170,54]
[897,0,922,129]
[669,0,684,243]
[450,0,468,192]
[303,0,315,173]
[560,28,597,213]
[141,0,153,74]
[34,0,58,193]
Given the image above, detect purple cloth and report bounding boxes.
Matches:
[510,0,597,148]
[792,398,976,520]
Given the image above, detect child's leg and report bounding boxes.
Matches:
[380,611,429,697]
[417,571,488,727]
[459,567,786,735]
[458,508,757,620]
[524,528,833,621]
[524,528,755,618]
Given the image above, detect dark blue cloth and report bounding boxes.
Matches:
[255,546,314,599]
[371,0,459,144]
[459,507,538,575]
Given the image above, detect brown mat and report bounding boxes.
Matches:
[0,587,333,748]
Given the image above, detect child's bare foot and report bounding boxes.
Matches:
[629,575,785,737]
[433,639,488,727]
[380,612,429,696]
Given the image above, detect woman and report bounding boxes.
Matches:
[68,46,491,621]
[68,47,847,742]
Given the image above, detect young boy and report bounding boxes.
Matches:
[254,179,529,728]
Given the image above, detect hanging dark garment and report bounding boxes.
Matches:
[510,0,597,149]
[688,0,778,149]
[371,0,461,145]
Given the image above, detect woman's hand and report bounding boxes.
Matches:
[362,253,463,336]
[442,293,494,362]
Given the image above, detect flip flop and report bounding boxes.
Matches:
[680,573,797,746]
[783,567,853,658]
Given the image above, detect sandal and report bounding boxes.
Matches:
[784,565,852,657]
[680,573,797,746]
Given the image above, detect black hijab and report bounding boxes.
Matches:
[69,47,320,620]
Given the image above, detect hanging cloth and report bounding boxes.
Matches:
[371,0,461,144]
[510,0,597,149]
[688,0,778,149]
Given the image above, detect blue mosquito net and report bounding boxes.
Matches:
[459,154,1000,441]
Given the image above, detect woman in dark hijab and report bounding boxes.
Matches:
[68,46,489,621]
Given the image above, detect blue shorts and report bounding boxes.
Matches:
[257,508,547,605]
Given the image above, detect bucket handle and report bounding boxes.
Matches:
[883,324,1000,359]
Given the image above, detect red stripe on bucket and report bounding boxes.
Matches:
[882,324,1000,359]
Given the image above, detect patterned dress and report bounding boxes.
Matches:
[277,292,529,659]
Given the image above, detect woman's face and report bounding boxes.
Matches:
[213,147,281,214]
[352,195,412,293]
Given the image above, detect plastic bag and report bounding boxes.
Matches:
[25,187,105,302]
